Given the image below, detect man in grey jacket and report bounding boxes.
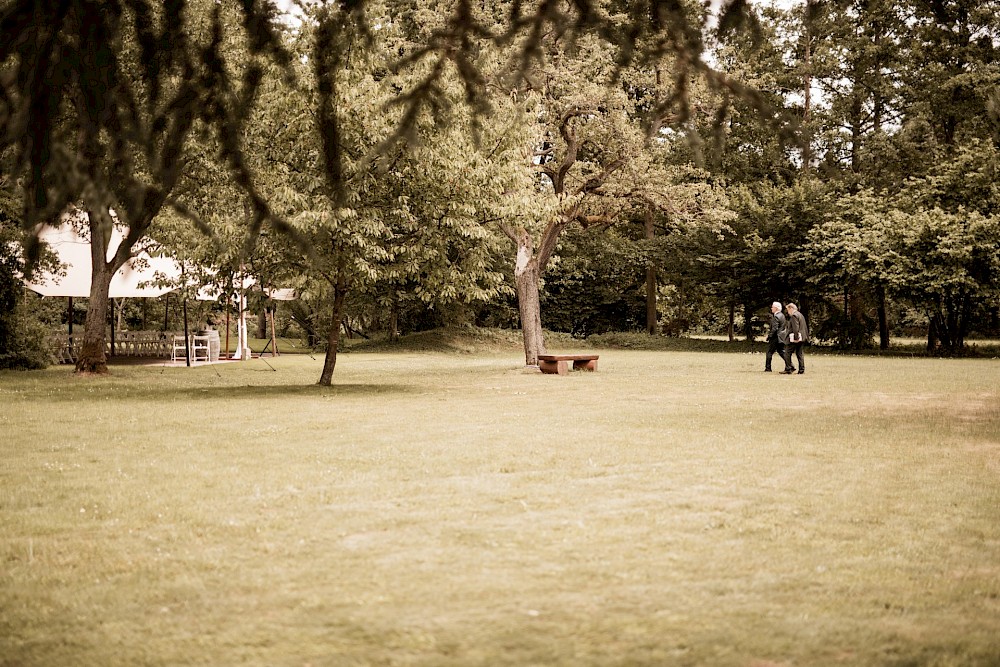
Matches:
[781,302,808,374]
[764,301,786,372]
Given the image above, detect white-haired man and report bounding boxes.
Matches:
[781,303,809,374]
[764,301,787,372]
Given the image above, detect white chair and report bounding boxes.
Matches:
[170,335,187,362]
[190,335,210,362]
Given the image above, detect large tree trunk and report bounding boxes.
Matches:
[645,267,658,336]
[256,307,268,339]
[743,303,754,342]
[927,313,939,352]
[876,284,889,350]
[389,292,400,342]
[841,287,850,348]
[75,263,114,374]
[74,202,150,373]
[318,276,349,386]
[935,296,969,355]
[850,55,863,174]
[514,236,545,366]
[75,205,125,374]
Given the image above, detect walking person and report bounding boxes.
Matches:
[781,302,808,374]
[764,301,787,372]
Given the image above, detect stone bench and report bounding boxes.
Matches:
[537,354,599,375]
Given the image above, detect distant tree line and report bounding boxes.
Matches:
[2,0,998,378]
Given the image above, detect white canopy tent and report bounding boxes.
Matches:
[22,224,182,298]
[23,221,297,362]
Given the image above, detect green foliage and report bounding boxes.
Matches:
[803,142,1000,351]
[541,226,648,336]
[876,207,1000,347]
[0,220,51,369]
[0,0,291,239]
[227,4,539,375]
[0,294,51,370]
[5,0,1000,357]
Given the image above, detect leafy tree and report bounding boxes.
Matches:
[901,0,1000,151]
[0,181,60,368]
[708,3,800,186]
[245,4,527,384]
[804,189,890,348]
[540,225,648,337]
[805,0,908,188]
[0,0,291,373]
[887,142,1000,351]
[878,207,1000,351]
[804,142,1000,354]
[494,11,752,363]
[501,31,645,363]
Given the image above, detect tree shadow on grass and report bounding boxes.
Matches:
[16,380,419,403]
[204,383,418,400]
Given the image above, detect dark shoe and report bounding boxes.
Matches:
[797,370,805,374]
[764,369,772,372]
[780,370,794,374]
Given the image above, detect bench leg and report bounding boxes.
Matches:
[539,359,569,375]
[573,359,598,372]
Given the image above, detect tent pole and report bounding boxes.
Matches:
[110,297,116,357]
[67,296,74,361]
[225,300,231,359]
[269,306,279,356]
[239,292,248,360]
[183,297,190,367]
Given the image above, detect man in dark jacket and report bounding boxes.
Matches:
[764,301,786,372]
[781,302,808,374]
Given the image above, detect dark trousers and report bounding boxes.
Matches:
[765,337,784,371]
[784,342,804,372]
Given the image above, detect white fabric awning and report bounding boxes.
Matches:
[196,278,297,302]
[23,224,182,298]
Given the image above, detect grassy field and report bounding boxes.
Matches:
[1,343,999,666]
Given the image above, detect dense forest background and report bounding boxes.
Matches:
[2,0,999,373]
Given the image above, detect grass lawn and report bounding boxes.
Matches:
[1,344,999,666]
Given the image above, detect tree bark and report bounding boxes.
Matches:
[876,284,889,350]
[318,275,349,386]
[389,293,400,341]
[841,287,849,348]
[76,207,127,374]
[850,50,863,174]
[75,265,114,374]
[257,307,268,339]
[514,234,546,366]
